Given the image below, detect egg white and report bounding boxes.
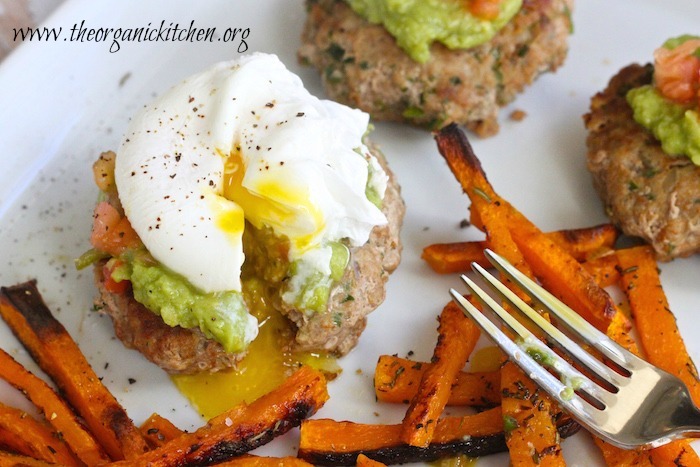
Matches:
[114,53,388,294]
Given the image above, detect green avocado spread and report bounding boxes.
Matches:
[104,225,351,354]
[127,260,254,354]
[345,0,523,63]
[627,86,700,165]
[626,35,700,165]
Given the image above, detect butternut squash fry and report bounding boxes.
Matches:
[616,246,700,403]
[0,402,78,466]
[356,454,387,467]
[586,261,656,466]
[0,450,58,467]
[0,280,149,461]
[374,355,500,406]
[0,348,109,465]
[436,124,622,333]
[422,224,619,274]
[140,413,184,448]
[112,366,328,467]
[435,124,564,465]
[434,123,532,279]
[214,454,315,466]
[508,221,622,333]
[400,300,481,447]
[581,253,620,288]
[616,246,700,467]
[298,407,580,465]
[500,362,565,466]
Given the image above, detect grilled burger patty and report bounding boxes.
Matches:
[94,149,404,374]
[298,0,574,137]
[584,63,700,260]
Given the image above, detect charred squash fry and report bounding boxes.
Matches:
[298,406,580,465]
[140,413,185,449]
[0,451,59,467]
[508,222,623,333]
[436,126,622,333]
[112,366,328,467]
[422,224,619,274]
[0,402,78,466]
[581,253,620,288]
[0,281,149,461]
[374,355,500,406]
[616,246,700,467]
[434,123,532,279]
[356,453,387,467]
[214,455,315,466]
[435,124,564,466]
[617,246,700,403]
[500,362,565,466]
[400,301,480,447]
[0,348,110,465]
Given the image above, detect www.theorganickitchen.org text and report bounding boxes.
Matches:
[13,20,250,53]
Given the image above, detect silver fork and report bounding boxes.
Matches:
[449,249,700,450]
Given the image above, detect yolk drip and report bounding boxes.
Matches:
[469,346,504,373]
[171,279,339,419]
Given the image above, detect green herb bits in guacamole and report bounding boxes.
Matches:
[345,0,523,63]
[627,86,700,165]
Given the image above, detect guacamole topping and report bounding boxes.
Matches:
[627,86,700,165]
[103,225,352,353]
[627,34,700,165]
[345,0,523,63]
[127,261,254,354]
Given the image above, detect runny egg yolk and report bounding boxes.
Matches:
[171,279,339,417]
[221,148,326,253]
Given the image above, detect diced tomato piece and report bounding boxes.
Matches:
[90,201,141,256]
[102,261,130,294]
[467,0,501,20]
[654,39,700,104]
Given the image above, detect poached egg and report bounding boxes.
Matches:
[114,53,388,301]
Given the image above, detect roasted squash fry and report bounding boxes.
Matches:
[0,450,59,467]
[435,125,622,334]
[509,223,622,333]
[140,413,185,449]
[435,124,564,465]
[374,355,500,406]
[0,281,149,461]
[500,362,565,466]
[422,224,619,274]
[617,246,700,403]
[112,366,328,466]
[214,455,315,466]
[616,246,700,467]
[0,348,110,465]
[0,402,78,466]
[581,253,620,288]
[298,407,580,465]
[434,123,533,280]
[400,301,480,447]
[356,453,387,467]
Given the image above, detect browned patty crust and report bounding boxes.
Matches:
[298,0,574,137]
[584,63,700,260]
[94,148,404,374]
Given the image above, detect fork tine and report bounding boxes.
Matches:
[449,287,573,399]
[483,249,645,372]
[449,287,610,430]
[471,261,628,391]
[460,269,616,407]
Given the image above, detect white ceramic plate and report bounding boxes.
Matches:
[0,1,698,464]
